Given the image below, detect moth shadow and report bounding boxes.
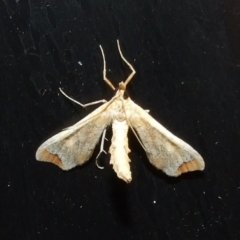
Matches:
[108,173,133,227]
[89,128,133,226]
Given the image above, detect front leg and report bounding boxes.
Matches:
[59,88,107,107]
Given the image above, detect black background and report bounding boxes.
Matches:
[1,0,240,239]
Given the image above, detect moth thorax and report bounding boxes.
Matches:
[115,113,126,122]
[113,99,126,122]
[114,105,126,122]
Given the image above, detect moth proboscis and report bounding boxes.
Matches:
[36,40,205,183]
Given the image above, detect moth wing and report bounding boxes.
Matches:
[125,99,205,176]
[36,101,112,170]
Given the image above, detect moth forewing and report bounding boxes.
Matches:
[36,100,114,170]
[125,99,205,176]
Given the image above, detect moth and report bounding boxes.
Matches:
[36,40,205,183]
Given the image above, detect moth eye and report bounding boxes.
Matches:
[123,90,129,99]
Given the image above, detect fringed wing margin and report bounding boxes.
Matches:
[125,100,205,176]
[36,102,112,170]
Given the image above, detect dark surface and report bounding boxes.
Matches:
[1,0,240,239]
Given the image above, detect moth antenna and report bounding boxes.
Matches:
[116,40,136,87]
[99,45,116,91]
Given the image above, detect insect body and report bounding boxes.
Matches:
[36,41,204,183]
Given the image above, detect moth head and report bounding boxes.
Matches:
[118,81,126,91]
[117,82,129,99]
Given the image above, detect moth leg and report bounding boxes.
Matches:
[145,109,150,113]
[117,40,136,86]
[95,129,108,169]
[99,45,116,91]
[59,88,107,107]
